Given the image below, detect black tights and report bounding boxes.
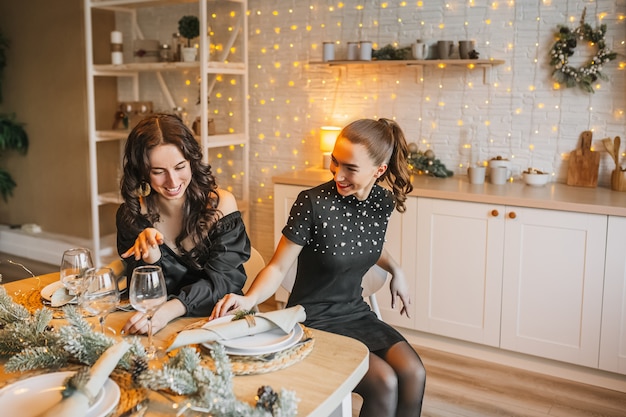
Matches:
[354,341,426,417]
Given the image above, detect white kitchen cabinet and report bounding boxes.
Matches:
[84,0,249,264]
[500,207,606,368]
[272,183,417,327]
[414,198,607,368]
[414,198,505,346]
[599,215,626,374]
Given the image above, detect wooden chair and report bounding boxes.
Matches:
[243,246,265,294]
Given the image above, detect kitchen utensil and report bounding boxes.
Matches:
[602,137,617,164]
[567,130,600,188]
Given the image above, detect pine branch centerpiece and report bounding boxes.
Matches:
[0,286,298,416]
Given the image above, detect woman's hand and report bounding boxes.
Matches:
[121,227,164,262]
[209,294,256,320]
[121,309,168,335]
[389,271,412,318]
[121,299,186,335]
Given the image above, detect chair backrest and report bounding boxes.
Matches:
[278,262,387,320]
[243,247,265,294]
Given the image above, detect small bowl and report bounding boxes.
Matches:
[523,172,550,186]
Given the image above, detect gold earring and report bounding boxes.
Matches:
[134,182,151,198]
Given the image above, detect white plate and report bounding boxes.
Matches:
[0,371,120,417]
[202,316,304,356]
[40,281,77,304]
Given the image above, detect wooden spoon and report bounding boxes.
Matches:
[615,136,623,170]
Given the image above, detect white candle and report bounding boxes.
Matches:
[110,31,123,44]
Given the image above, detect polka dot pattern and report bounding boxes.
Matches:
[282,180,394,308]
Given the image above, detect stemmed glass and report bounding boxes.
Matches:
[60,248,94,302]
[129,265,167,357]
[81,267,120,334]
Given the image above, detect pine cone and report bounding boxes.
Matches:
[256,385,278,412]
[131,356,148,383]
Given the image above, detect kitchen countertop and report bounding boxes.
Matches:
[273,168,626,217]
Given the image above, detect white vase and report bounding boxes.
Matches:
[181,47,197,62]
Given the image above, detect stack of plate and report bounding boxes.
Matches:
[202,315,304,356]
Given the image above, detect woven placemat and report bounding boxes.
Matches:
[201,325,315,375]
[110,369,149,417]
[16,287,46,312]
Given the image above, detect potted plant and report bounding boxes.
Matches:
[0,30,29,202]
[178,15,200,62]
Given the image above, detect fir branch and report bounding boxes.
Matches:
[0,286,30,323]
[5,345,69,372]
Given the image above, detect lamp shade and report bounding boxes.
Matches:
[320,126,341,153]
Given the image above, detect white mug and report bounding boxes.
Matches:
[412,40,428,60]
[468,166,486,184]
[490,167,508,185]
[323,42,335,62]
[359,41,372,61]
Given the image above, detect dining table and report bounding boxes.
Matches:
[0,273,369,417]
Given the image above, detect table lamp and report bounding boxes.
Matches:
[320,126,341,169]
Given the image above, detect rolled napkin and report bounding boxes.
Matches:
[50,285,76,307]
[37,341,131,417]
[167,305,306,351]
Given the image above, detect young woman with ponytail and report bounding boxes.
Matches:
[212,118,426,417]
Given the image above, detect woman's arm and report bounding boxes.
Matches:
[210,235,303,319]
[376,248,412,318]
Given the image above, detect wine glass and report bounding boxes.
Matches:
[129,265,167,357]
[60,248,94,300]
[81,267,120,334]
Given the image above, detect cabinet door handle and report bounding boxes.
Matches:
[491,209,499,217]
[508,211,517,219]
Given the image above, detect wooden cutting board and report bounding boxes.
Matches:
[567,131,600,188]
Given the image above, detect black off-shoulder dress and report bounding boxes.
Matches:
[116,208,251,317]
[284,180,406,354]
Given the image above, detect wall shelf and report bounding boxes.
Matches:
[309,58,505,84]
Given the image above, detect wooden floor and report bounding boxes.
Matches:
[2,253,625,417]
[351,345,626,417]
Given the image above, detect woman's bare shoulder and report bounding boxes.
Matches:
[214,188,239,215]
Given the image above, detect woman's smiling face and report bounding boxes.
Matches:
[330,136,387,200]
[148,144,192,201]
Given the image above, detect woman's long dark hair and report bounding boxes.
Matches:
[339,118,413,212]
[119,113,219,265]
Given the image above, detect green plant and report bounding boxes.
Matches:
[178,15,200,47]
[0,114,29,201]
[0,28,29,202]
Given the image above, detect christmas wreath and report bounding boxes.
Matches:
[549,8,617,93]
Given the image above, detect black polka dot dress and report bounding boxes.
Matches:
[284,180,407,353]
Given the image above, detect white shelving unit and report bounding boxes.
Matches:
[84,0,249,264]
